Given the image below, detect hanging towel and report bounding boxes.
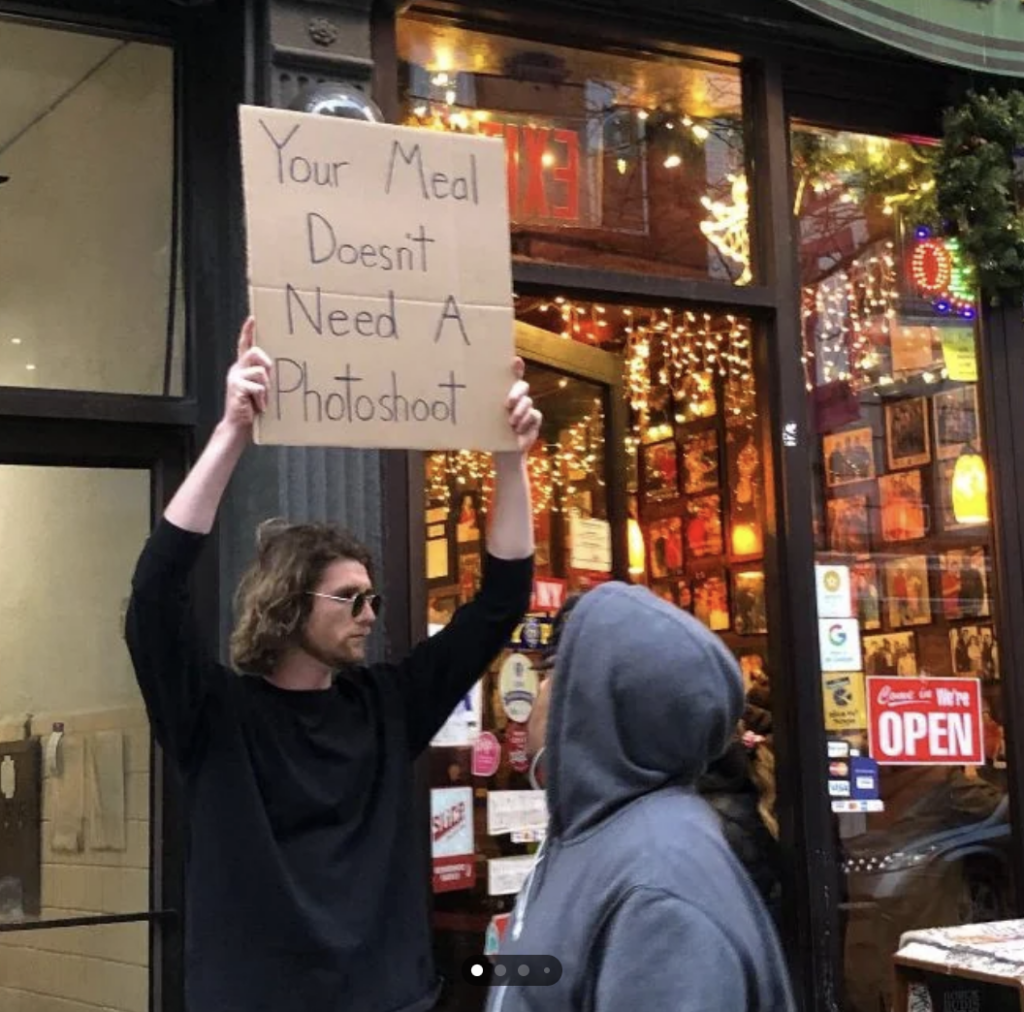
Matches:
[50,736,85,853]
[86,731,126,851]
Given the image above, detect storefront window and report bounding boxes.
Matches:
[424,297,774,1010]
[397,18,750,284]
[795,126,1010,1012]
[0,19,183,396]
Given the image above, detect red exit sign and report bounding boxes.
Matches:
[478,119,582,225]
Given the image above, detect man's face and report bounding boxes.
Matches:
[527,668,553,758]
[300,558,377,667]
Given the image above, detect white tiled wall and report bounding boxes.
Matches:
[0,706,151,1012]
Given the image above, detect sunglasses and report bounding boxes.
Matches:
[308,590,383,618]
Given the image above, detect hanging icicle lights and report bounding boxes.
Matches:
[620,306,756,437]
[425,399,605,516]
[425,298,754,511]
[801,243,899,391]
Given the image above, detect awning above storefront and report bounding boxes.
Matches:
[783,0,1024,75]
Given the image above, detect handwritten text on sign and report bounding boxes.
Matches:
[238,106,517,450]
[867,676,984,766]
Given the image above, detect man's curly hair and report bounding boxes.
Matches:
[230,518,374,676]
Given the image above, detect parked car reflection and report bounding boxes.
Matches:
[841,768,1010,1012]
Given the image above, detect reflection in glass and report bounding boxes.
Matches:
[795,126,1009,1012]
[397,17,749,283]
[0,20,182,395]
[0,465,152,1004]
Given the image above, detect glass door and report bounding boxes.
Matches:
[793,124,1012,1012]
[422,349,617,1012]
[0,421,186,1012]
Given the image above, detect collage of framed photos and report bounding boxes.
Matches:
[820,382,998,684]
[636,377,769,643]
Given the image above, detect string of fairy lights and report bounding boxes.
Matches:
[426,400,605,516]
[405,69,979,515]
[404,78,752,286]
[425,302,755,513]
[426,232,976,513]
[622,307,756,438]
[801,232,977,393]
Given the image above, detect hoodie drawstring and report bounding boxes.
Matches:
[487,836,549,1012]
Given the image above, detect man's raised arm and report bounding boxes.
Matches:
[165,318,272,533]
[126,318,272,770]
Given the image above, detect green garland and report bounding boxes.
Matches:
[936,89,1024,296]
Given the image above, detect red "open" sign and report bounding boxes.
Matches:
[867,676,984,766]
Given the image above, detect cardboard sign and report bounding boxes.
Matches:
[430,787,476,893]
[867,676,984,766]
[238,106,517,451]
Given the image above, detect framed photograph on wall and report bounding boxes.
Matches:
[822,427,876,488]
[851,562,882,631]
[692,568,730,632]
[884,555,932,629]
[727,424,765,560]
[950,624,999,681]
[879,470,928,542]
[643,440,680,502]
[827,495,871,555]
[934,385,980,460]
[680,429,720,495]
[885,397,931,470]
[863,631,918,676]
[648,516,685,578]
[454,489,482,544]
[685,494,724,558]
[732,569,767,635]
[939,547,990,621]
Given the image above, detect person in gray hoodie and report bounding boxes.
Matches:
[487,582,795,1012]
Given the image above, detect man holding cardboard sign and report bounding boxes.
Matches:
[125,316,539,1012]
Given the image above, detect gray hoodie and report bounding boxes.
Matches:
[486,583,795,1012]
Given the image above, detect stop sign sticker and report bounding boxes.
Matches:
[867,676,984,766]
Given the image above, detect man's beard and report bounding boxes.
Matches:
[298,628,360,670]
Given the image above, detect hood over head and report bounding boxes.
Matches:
[544,582,743,839]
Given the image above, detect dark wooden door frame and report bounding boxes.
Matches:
[746,58,843,1012]
[978,303,1024,915]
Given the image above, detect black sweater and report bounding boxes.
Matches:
[125,519,532,1012]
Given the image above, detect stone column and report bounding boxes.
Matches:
[218,0,391,661]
